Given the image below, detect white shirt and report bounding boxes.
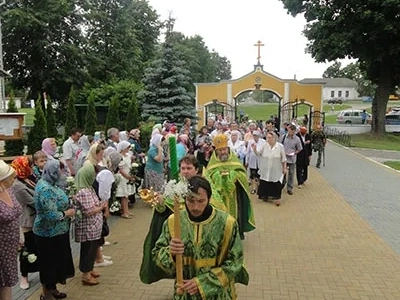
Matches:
[257,142,286,182]
[96,169,115,201]
[228,139,246,159]
[62,137,79,175]
[246,138,266,169]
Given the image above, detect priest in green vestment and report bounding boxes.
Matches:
[140,155,226,284]
[153,175,248,300]
[203,134,256,240]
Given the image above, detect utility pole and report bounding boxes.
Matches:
[0,0,6,112]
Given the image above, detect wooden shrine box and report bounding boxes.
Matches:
[0,113,26,140]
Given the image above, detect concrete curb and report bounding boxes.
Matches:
[327,139,400,175]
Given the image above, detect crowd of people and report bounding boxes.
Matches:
[0,114,327,300]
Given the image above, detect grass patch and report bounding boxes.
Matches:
[383,161,400,170]
[351,133,400,151]
[238,103,351,123]
[19,108,35,126]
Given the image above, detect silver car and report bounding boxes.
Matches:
[336,109,372,124]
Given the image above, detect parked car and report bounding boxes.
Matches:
[361,96,372,103]
[337,109,372,124]
[327,98,343,104]
[385,109,400,125]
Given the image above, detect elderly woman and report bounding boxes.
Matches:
[144,133,165,193]
[0,160,22,300]
[228,130,246,164]
[41,138,58,161]
[195,126,212,168]
[115,141,134,218]
[33,160,75,300]
[77,135,94,169]
[254,132,287,206]
[74,162,108,286]
[11,156,39,290]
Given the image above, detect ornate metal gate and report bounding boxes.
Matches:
[309,111,326,132]
[278,101,298,127]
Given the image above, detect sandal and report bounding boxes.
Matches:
[121,214,132,219]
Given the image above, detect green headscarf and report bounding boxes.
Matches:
[75,162,96,191]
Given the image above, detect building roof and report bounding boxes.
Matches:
[299,77,357,88]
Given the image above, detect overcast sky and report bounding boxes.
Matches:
[147,0,353,81]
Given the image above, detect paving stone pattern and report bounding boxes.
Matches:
[21,166,400,300]
[316,141,400,255]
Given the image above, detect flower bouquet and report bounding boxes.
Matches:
[152,179,189,213]
[19,246,37,264]
[109,174,122,215]
[65,176,82,222]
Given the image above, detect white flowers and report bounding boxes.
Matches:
[130,144,135,152]
[163,179,189,200]
[110,201,121,213]
[131,163,139,168]
[66,176,74,184]
[27,254,37,263]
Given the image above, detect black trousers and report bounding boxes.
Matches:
[79,239,100,273]
[296,164,309,185]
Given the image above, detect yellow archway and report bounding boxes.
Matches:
[194,64,324,128]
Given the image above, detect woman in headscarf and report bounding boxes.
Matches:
[77,135,94,169]
[74,163,107,286]
[144,134,165,193]
[41,138,58,161]
[115,141,134,219]
[33,160,75,300]
[11,156,39,290]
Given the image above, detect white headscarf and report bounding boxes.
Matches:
[117,141,131,153]
[150,133,163,147]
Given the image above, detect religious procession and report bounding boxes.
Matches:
[0,114,327,300]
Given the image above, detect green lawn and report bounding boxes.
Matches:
[351,133,400,151]
[19,108,35,126]
[383,161,400,170]
[238,103,351,124]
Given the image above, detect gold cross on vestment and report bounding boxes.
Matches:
[254,40,265,65]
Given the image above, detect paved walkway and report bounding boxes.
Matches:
[20,153,400,300]
[316,141,400,254]
[351,148,400,163]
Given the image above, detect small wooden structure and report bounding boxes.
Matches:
[0,113,26,140]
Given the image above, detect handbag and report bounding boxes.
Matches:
[101,219,110,237]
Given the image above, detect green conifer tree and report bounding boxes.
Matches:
[64,87,78,139]
[27,98,47,155]
[46,96,58,138]
[105,96,120,131]
[125,97,140,130]
[4,92,25,156]
[85,92,97,136]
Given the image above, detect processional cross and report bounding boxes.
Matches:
[254,40,265,65]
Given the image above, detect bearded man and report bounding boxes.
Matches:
[203,134,255,240]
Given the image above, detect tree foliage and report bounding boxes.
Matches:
[323,61,376,97]
[106,96,120,130]
[27,99,47,155]
[281,0,400,134]
[4,92,24,156]
[85,93,97,135]
[46,97,58,138]
[64,87,78,139]
[138,17,196,125]
[125,97,140,131]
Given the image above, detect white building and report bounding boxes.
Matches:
[299,78,359,101]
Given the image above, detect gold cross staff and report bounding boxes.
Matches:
[254,40,265,64]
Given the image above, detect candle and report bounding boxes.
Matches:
[169,136,179,181]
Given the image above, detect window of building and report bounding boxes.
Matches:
[345,91,349,98]
[330,91,335,97]
[338,91,342,97]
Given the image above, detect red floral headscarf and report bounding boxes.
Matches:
[11,156,33,179]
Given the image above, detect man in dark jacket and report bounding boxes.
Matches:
[296,127,312,188]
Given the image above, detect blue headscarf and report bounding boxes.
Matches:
[42,159,61,186]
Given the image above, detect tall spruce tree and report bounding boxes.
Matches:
[27,98,47,154]
[4,92,24,156]
[125,97,139,130]
[138,17,195,125]
[105,96,120,131]
[85,93,97,136]
[46,96,58,138]
[64,87,78,139]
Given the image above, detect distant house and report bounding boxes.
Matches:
[299,78,359,100]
